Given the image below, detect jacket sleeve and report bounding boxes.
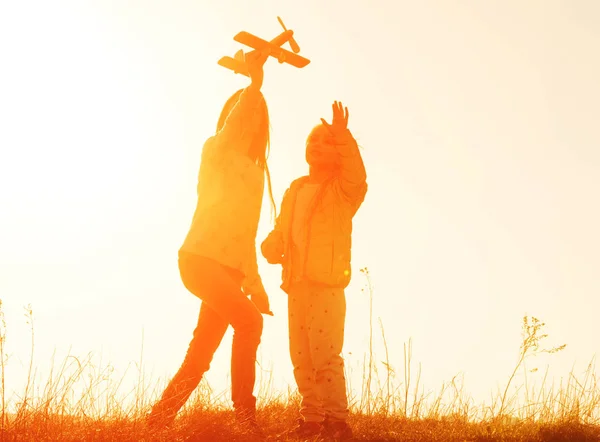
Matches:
[261,188,289,265]
[241,172,267,296]
[333,129,368,209]
[242,242,267,296]
[215,84,263,154]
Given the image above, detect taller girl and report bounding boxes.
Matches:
[147,51,274,436]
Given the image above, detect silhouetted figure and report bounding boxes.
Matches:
[147,51,274,436]
[262,102,367,441]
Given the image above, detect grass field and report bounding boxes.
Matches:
[2,281,600,441]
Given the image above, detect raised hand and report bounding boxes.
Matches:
[246,49,269,89]
[321,101,349,135]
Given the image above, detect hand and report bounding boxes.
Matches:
[249,288,274,316]
[321,101,349,136]
[261,233,285,265]
[246,49,269,89]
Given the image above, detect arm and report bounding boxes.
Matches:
[321,101,368,208]
[214,50,267,153]
[242,185,271,314]
[243,243,265,295]
[333,129,368,207]
[242,245,273,316]
[261,189,289,264]
[241,170,274,315]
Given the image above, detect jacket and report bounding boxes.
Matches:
[261,128,367,293]
[179,85,266,295]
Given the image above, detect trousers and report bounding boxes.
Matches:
[287,281,349,423]
[150,253,263,424]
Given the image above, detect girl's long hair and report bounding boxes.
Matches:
[217,88,276,221]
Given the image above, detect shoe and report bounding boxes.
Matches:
[236,408,266,439]
[240,418,266,439]
[280,418,323,439]
[321,419,353,441]
[145,407,175,432]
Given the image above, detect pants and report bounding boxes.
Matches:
[288,281,349,423]
[151,253,264,423]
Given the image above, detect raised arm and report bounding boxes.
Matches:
[214,50,268,152]
[333,128,367,206]
[321,101,367,207]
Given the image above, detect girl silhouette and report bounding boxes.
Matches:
[147,50,274,437]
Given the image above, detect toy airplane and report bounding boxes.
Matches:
[218,17,310,76]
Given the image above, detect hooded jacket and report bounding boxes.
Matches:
[179,85,266,296]
[261,128,367,293]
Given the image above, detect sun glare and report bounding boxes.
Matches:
[1,1,600,440]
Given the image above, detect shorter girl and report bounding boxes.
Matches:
[262,102,367,441]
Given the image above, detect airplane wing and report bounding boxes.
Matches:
[234,31,310,68]
[234,31,272,50]
[271,47,310,68]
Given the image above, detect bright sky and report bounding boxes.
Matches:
[1,0,599,411]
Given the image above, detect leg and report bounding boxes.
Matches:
[150,301,229,426]
[307,286,349,423]
[180,254,264,415]
[148,253,263,428]
[288,283,323,423]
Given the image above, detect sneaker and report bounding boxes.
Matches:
[279,418,323,439]
[322,419,353,441]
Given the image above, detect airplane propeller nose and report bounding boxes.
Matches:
[289,37,300,54]
[277,16,301,53]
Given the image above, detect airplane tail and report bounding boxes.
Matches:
[234,49,245,62]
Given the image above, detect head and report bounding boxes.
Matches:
[305,124,340,174]
[216,89,276,219]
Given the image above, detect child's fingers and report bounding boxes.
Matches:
[321,119,334,134]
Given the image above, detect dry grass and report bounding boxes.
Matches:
[1,273,600,441]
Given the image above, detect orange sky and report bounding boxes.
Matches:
[1,0,599,411]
